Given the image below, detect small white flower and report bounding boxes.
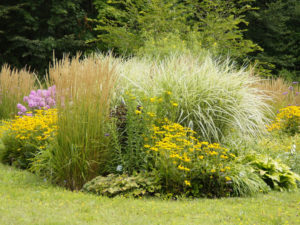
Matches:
[290,144,296,154]
[116,165,123,172]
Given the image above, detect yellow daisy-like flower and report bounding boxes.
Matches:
[135,110,142,115]
[184,180,191,186]
[225,176,231,181]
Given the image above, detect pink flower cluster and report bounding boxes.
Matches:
[17,86,56,116]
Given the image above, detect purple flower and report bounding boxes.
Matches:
[23,96,29,102]
[20,105,27,112]
[105,133,110,137]
[282,92,288,95]
[39,101,46,107]
[292,81,298,84]
[28,100,36,108]
[37,89,42,95]
[26,113,32,116]
[296,92,299,96]
[17,103,23,110]
[30,90,36,96]
[288,86,293,90]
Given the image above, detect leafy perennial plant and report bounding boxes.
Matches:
[146,119,236,197]
[0,109,57,168]
[267,105,300,135]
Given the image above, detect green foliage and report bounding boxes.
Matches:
[0,0,95,76]
[185,0,262,58]
[92,0,259,59]
[230,164,270,197]
[245,0,300,80]
[243,154,300,191]
[108,92,156,174]
[82,172,161,197]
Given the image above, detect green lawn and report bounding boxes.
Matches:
[0,163,299,225]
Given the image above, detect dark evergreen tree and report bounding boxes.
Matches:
[0,0,95,76]
[245,0,300,80]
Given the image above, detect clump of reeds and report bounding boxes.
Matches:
[0,65,39,119]
[47,54,118,189]
[255,77,300,111]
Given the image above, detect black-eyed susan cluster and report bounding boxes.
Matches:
[144,119,236,189]
[0,108,58,150]
[267,105,300,135]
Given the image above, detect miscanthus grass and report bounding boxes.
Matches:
[118,53,272,142]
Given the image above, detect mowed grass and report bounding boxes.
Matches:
[0,163,299,225]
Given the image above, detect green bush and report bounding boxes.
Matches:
[92,0,259,59]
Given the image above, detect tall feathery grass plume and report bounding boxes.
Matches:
[254,77,300,112]
[47,54,118,190]
[0,65,39,119]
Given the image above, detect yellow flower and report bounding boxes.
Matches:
[150,97,156,102]
[225,176,231,181]
[220,155,228,159]
[147,112,156,117]
[144,144,150,148]
[135,110,142,115]
[150,147,158,152]
[211,169,216,173]
[172,102,178,107]
[178,165,190,172]
[166,91,172,95]
[184,180,191,186]
[198,155,204,159]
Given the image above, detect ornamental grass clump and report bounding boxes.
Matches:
[0,64,39,119]
[0,109,57,169]
[119,53,272,142]
[47,54,117,190]
[255,78,299,112]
